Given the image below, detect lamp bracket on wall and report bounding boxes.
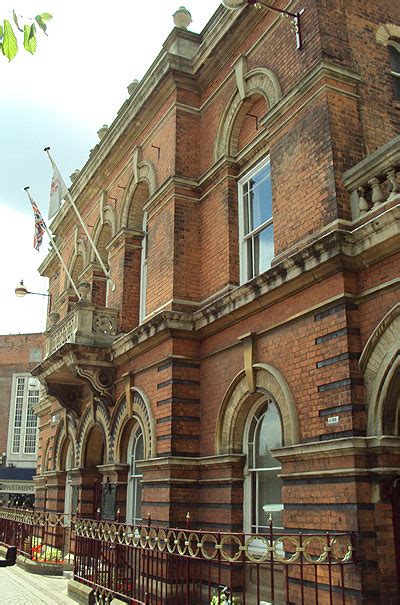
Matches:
[223,1,304,50]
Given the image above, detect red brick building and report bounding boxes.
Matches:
[0,333,43,505]
[32,1,399,602]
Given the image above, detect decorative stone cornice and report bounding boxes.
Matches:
[137,454,245,472]
[111,204,400,355]
[272,436,400,463]
[112,311,195,361]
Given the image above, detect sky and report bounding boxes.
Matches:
[0,0,222,334]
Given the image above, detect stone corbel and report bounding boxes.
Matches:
[44,383,83,418]
[71,365,115,407]
[233,55,248,100]
[238,332,256,393]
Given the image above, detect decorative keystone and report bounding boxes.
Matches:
[173,6,192,29]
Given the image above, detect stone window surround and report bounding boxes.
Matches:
[376,23,400,106]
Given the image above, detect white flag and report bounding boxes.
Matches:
[49,158,68,219]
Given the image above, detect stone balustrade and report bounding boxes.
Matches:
[45,302,118,358]
[343,135,400,220]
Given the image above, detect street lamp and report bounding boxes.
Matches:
[14,280,50,298]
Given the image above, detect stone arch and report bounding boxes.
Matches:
[376,23,400,46]
[120,160,157,229]
[359,304,400,436]
[42,438,52,473]
[53,414,78,470]
[214,68,282,161]
[58,437,76,472]
[77,405,111,466]
[216,363,298,455]
[112,387,156,462]
[90,220,113,264]
[65,238,87,289]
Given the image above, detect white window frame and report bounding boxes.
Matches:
[139,212,148,323]
[7,374,39,466]
[126,426,144,525]
[243,397,283,535]
[238,157,274,285]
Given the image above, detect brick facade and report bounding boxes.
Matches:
[32,2,400,603]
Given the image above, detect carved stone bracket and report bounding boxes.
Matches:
[71,364,115,407]
[45,383,83,418]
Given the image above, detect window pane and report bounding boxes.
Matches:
[135,433,144,463]
[249,169,272,230]
[253,224,274,275]
[243,193,250,234]
[134,478,142,523]
[255,402,283,469]
[394,75,400,101]
[389,44,400,73]
[247,238,253,279]
[257,470,283,529]
[24,383,39,454]
[12,377,25,454]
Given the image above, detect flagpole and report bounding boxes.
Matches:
[24,187,82,301]
[44,147,115,290]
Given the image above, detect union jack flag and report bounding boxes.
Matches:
[26,189,46,251]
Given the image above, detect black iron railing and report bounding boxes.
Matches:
[0,507,75,565]
[73,516,355,605]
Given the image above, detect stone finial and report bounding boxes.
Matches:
[78,281,91,301]
[222,0,248,9]
[70,169,80,183]
[128,79,139,96]
[173,6,192,29]
[97,124,109,140]
[47,312,60,330]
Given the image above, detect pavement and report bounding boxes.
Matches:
[0,565,76,604]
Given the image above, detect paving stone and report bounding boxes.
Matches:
[0,564,76,604]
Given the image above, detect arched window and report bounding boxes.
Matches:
[244,398,283,533]
[126,427,144,525]
[388,38,400,100]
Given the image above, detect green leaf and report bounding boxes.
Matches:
[40,13,53,22]
[35,15,48,34]
[2,20,18,61]
[12,10,22,33]
[24,24,37,54]
[0,25,3,39]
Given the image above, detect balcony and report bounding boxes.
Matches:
[45,302,118,358]
[343,135,400,220]
[32,287,119,416]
